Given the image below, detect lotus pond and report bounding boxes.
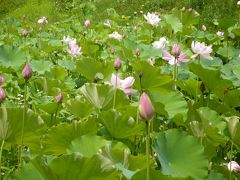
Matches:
[1,2,240,180]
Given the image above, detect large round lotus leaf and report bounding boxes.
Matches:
[0,45,26,69]
[154,129,208,180]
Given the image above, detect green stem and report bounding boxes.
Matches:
[146,121,150,180]
[173,58,177,90]
[113,70,118,109]
[19,82,27,167]
[0,139,5,180]
[54,104,60,125]
[195,56,201,101]
[229,142,234,180]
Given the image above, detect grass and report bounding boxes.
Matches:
[0,0,238,29]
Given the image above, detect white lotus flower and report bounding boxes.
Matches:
[63,36,81,56]
[216,31,224,37]
[144,12,161,26]
[109,31,123,41]
[109,74,137,95]
[63,36,76,45]
[227,161,240,172]
[152,37,168,49]
[37,17,48,24]
[237,1,240,5]
[191,41,213,60]
[104,20,112,27]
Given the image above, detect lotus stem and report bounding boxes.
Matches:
[113,69,118,109]
[229,142,233,180]
[54,103,60,125]
[0,139,5,180]
[173,58,178,90]
[146,121,150,180]
[19,82,27,167]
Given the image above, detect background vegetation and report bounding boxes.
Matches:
[0,0,238,29]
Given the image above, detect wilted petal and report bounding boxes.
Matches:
[162,50,174,62]
[178,52,189,62]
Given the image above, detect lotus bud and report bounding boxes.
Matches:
[0,76,4,86]
[136,48,140,56]
[224,88,230,95]
[111,48,116,54]
[201,25,207,32]
[238,1,240,6]
[114,57,122,70]
[138,92,154,121]
[55,92,63,104]
[22,29,29,37]
[0,88,6,103]
[22,64,32,81]
[138,71,143,78]
[171,44,181,57]
[84,20,91,28]
[188,8,193,13]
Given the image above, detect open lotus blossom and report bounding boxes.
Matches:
[110,74,137,95]
[227,161,240,172]
[191,41,213,60]
[162,44,189,66]
[63,36,81,56]
[152,37,168,49]
[109,31,123,41]
[216,31,224,37]
[37,17,48,24]
[104,20,112,27]
[143,12,161,26]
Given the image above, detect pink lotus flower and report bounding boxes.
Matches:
[22,64,32,81]
[55,92,63,104]
[22,29,29,37]
[144,12,161,26]
[136,48,140,56]
[114,57,122,70]
[110,74,137,95]
[0,76,4,86]
[162,44,189,66]
[171,44,181,57]
[37,17,48,24]
[227,161,240,172]
[139,92,154,121]
[191,41,213,60]
[84,20,91,28]
[0,88,6,103]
